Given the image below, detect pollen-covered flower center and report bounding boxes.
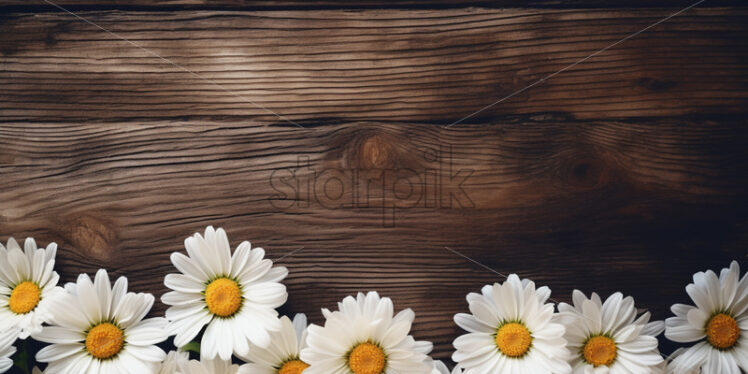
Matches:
[495,322,532,357]
[85,323,124,359]
[348,342,386,374]
[9,281,41,314]
[706,313,740,349]
[205,277,242,317]
[583,336,617,367]
[279,359,309,374]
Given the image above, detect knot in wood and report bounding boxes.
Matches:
[359,134,394,169]
[63,214,118,260]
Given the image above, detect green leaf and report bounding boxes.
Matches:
[180,341,201,354]
[13,339,30,374]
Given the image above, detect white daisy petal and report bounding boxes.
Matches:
[8,246,30,281]
[126,318,169,346]
[560,290,664,373]
[32,326,84,344]
[432,360,463,374]
[239,313,310,371]
[170,252,208,282]
[453,275,571,374]
[454,313,494,334]
[164,274,204,294]
[125,345,166,363]
[0,328,18,372]
[301,291,433,374]
[170,311,212,348]
[0,237,63,339]
[666,261,747,374]
[34,269,168,374]
[36,343,81,363]
[157,351,189,374]
[162,226,288,359]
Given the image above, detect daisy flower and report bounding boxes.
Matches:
[665,261,748,373]
[159,351,190,374]
[557,290,665,373]
[0,328,18,373]
[452,274,571,374]
[239,313,309,374]
[162,226,288,360]
[432,361,463,374]
[0,237,63,339]
[34,269,168,374]
[300,291,434,374]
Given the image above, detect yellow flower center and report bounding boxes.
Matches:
[9,281,41,314]
[348,342,386,374]
[205,278,242,317]
[85,323,124,359]
[495,322,532,358]
[279,359,310,374]
[583,336,617,367]
[706,313,740,349]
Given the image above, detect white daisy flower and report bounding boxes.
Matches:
[0,237,63,339]
[0,328,18,373]
[452,274,571,374]
[557,290,665,373]
[300,291,434,374]
[432,361,463,374]
[183,357,244,374]
[665,261,748,373]
[162,226,288,360]
[159,351,190,374]
[34,269,168,374]
[238,313,309,374]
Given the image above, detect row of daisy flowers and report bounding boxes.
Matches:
[0,226,745,373]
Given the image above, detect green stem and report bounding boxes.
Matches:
[180,341,201,355]
[13,339,30,374]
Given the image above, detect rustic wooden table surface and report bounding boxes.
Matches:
[1,0,747,364]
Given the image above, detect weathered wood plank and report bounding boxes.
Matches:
[0,0,743,11]
[1,8,747,123]
[1,119,746,358]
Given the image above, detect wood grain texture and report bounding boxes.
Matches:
[1,8,747,123]
[1,119,746,359]
[0,0,744,11]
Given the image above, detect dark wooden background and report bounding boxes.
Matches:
[1,0,747,364]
